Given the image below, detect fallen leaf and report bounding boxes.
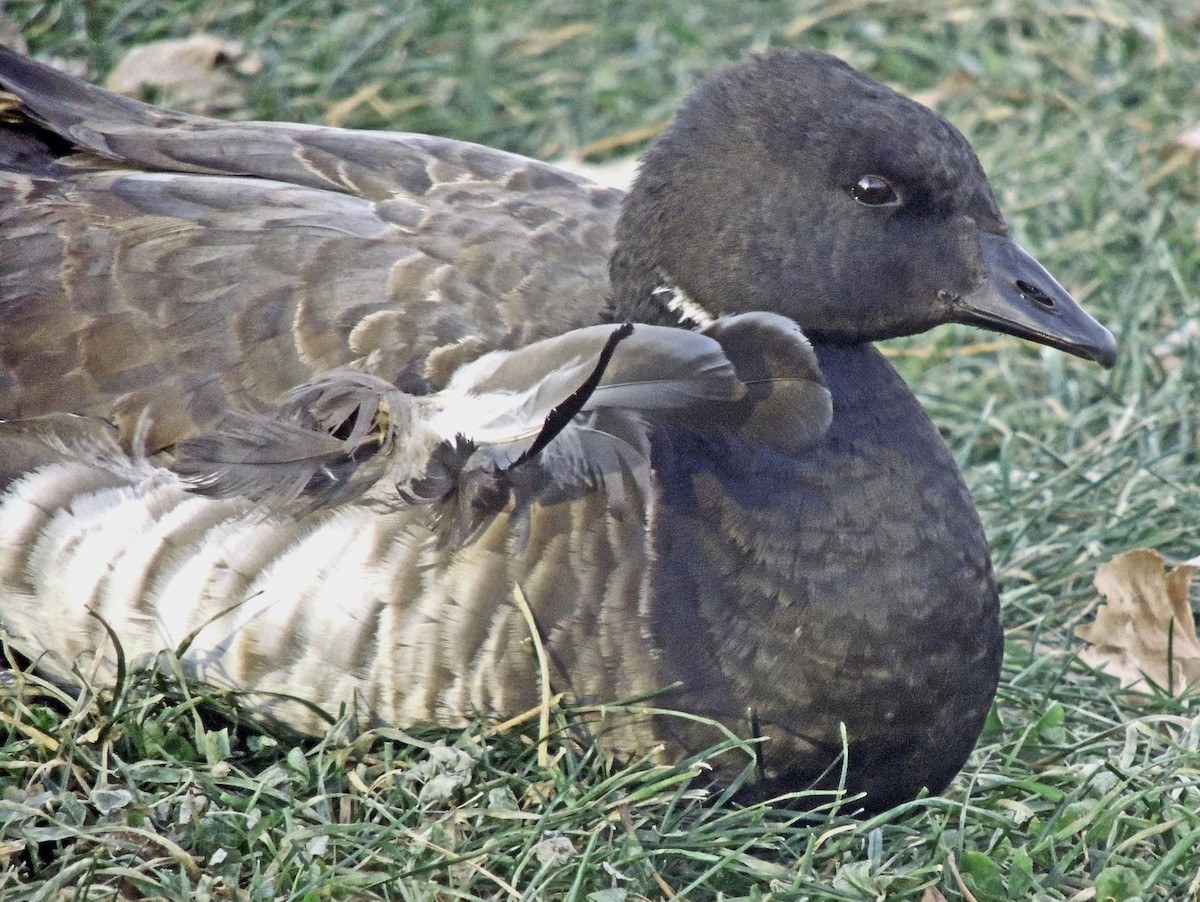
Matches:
[921,887,949,902]
[103,35,264,115]
[1075,549,1200,696]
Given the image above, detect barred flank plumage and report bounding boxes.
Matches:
[0,458,663,754]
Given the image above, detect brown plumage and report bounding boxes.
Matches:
[0,47,1115,812]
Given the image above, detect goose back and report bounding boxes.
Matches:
[0,48,621,453]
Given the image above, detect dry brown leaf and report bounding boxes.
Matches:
[921,887,949,902]
[1075,549,1200,696]
[103,35,263,115]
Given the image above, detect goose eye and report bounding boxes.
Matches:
[850,174,899,206]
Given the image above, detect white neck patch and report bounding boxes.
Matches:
[652,278,714,328]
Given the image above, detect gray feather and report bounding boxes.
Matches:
[0,413,128,482]
[701,313,833,454]
[173,414,353,502]
[584,325,742,411]
[173,370,416,507]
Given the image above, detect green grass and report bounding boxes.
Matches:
[3,0,1200,898]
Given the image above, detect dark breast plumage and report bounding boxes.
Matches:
[0,46,1114,812]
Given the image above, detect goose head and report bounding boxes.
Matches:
[610,50,1117,368]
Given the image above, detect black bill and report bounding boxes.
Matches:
[953,232,1117,368]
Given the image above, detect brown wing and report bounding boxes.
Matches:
[0,47,622,453]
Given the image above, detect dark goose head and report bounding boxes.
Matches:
[611,50,1116,368]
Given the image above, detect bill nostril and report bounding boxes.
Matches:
[1016,279,1057,311]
